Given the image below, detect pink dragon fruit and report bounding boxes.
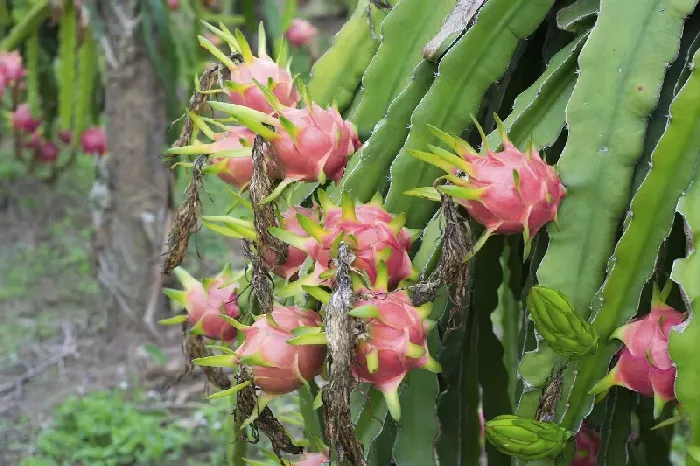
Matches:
[590,288,686,418]
[349,287,439,420]
[163,265,241,342]
[167,0,180,10]
[37,141,58,163]
[209,98,361,185]
[81,126,107,156]
[286,19,318,47]
[294,450,330,466]
[57,129,72,145]
[270,192,416,292]
[201,23,298,114]
[232,305,326,395]
[265,205,319,280]
[0,50,26,82]
[573,424,600,466]
[209,127,256,189]
[12,104,41,133]
[407,120,566,251]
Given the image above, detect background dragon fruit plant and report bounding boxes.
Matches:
[158,0,700,465]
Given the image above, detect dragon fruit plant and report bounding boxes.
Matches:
[163,0,700,463]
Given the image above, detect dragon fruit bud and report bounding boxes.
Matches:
[572,424,600,466]
[12,104,41,133]
[38,141,58,163]
[163,266,241,341]
[209,101,361,185]
[81,126,107,156]
[590,294,686,418]
[0,50,26,82]
[294,450,330,466]
[234,306,326,395]
[349,289,439,420]
[286,19,317,47]
[406,120,566,252]
[224,35,299,114]
[264,205,319,279]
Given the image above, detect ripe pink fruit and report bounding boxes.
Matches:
[167,0,180,10]
[211,100,361,185]
[12,104,41,133]
[0,50,26,82]
[448,141,565,236]
[209,127,256,189]
[573,424,600,466]
[272,194,416,291]
[38,141,58,163]
[226,55,299,114]
[286,19,318,47]
[81,126,107,156]
[164,266,241,342]
[408,122,565,250]
[590,293,686,418]
[57,129,72,145]
[265,205,319,280]
[349,289,439,419]
[294,450,330,466]
[234,305,326,395]
[270,103,360,183]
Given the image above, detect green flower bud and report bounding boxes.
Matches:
[527,286,599,357]
[485,415,572,460]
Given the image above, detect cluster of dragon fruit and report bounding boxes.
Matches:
[1,50,107,164]
[163,21,688,464]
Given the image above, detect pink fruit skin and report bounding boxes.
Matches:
[285,19,318,47]
[610,304,686,402]
[38,141,59,163]
[267,205,319,279]
[81,127,107,156]
[352,290,430,393]
[272,104,360,183]
[227,56,300,114]
[12,104,41,133]
[572,425,600,466]
[307,204,413,290]
[210,127,256,189]
[294,450,330,466]
[235,306,326,395]
[57,129,72,145]
[456,142,566,236]
[167,0,180,10]
[184,277,240,342]
[0,51,26,82]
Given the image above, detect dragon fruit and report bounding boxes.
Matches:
[232,305,326,395]
[37,141,58,163]
[0,50,26,82]
[209,127,256,189]
[12,104,41,133]
[294,450,330,466]
[286,19,318,47]
[81,127,107,156]
[162,265,241,342]
[406,119,566,252]
[349,285,440,420]
[200,23,299,114]
[270,192,416,293]
[572,424,600,466]
[265,205,319,280]
[57,129,72,146]
[589,286,686,418]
